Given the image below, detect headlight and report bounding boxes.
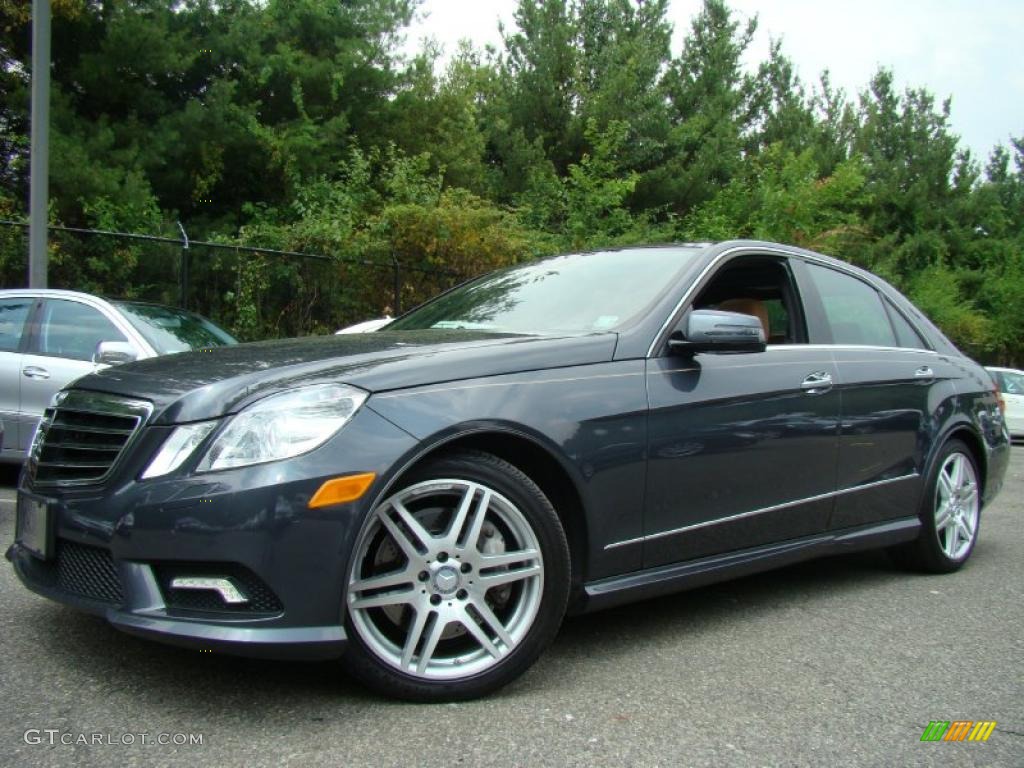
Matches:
[141,422,218,479]
[195,383,367,472]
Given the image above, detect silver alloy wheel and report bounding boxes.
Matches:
[934,452,980,561]
[348,479,545,681]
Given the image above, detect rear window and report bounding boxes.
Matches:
[885,300,929,350]
[805,264,897,347]
[113,302,237,354]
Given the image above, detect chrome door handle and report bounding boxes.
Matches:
[801,371,833,394]
[23,366,50,380]
[915,366,934,380]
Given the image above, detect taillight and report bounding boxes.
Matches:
[993,381,1006,415]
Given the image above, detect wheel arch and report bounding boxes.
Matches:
[371,426,591,606]
[929,420,988,500]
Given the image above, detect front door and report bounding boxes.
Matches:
[643,255,841,568]
[0,296,36,455]
[18,299,131,451]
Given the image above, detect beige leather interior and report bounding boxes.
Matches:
[717,298,770,338]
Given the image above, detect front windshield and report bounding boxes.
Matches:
[113,301,238,353]
[388,247,699,334]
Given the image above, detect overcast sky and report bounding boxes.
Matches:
[401,0,1023,165]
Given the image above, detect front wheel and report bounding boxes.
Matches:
[342,450,570,701]
[892,440,981,573]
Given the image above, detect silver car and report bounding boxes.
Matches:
[0,289,236,463]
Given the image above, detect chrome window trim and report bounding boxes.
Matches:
[647,244,938,358]
[647,346,938,379]
[604,472,920,550]
[766,344,938,355]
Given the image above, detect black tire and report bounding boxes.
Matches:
[342,449,570,701]
[891,439,981,573]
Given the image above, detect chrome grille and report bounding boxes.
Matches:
[29,391,152,487]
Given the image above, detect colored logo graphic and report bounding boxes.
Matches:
[920,721,997,742]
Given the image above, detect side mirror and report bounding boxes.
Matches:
[93,340,139,366]
[668,309,766,354]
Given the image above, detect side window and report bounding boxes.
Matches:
[693,256,806,344]
[0,298,33,353]
[1002,371,1024,395]
[804,264,897,347]
[38,299,127,362]
[885,300,928,350]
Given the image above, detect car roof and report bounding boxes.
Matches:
[0,288,123,312]
[986,366,1024,374]
[0,288,110,300]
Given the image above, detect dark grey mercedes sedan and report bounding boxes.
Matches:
[8,241,1010,701]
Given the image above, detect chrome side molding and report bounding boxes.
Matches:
[606,473,920,550]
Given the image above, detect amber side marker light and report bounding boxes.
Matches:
[308,472,376,509]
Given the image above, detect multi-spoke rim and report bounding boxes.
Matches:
[347,479,544,681]
[934,452,980,561]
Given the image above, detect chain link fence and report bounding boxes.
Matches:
[0,221,465,340]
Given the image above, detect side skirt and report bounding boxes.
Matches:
[577,517,920,614]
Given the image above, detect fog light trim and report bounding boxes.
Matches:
[169,576,249,605]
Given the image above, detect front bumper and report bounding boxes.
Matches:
[7,542,347,659]
[8,405,418,660]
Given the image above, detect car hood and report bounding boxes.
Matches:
[71,329,618,424]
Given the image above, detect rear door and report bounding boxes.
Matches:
[799,262,940,529]
[0,296,36,454]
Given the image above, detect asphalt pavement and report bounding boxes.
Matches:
[0,454,1021,768]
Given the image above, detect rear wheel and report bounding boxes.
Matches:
[893,440,981,573]
[342,450,570,701]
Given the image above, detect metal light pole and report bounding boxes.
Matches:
[28,0,51,288]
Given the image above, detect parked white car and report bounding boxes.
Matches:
[987,366,1024,440]
[0,289,236,463]
[335,316,392,334]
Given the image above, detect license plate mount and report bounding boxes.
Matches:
[16,492,53,560]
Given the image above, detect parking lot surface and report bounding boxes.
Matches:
[0,454,1021,768]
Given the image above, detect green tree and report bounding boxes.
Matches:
[0,0,1019,360]
[639,0,756,214]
